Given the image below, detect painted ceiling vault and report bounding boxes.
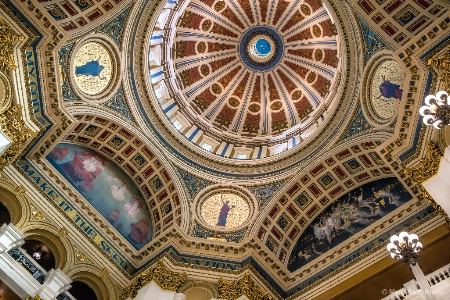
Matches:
[1,0,450,299]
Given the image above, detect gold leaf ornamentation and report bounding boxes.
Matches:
[74,247,89,263]
[0,16,24,70]
[218,273,273,300]
[121,260,187,300]
[14,185,26,196]
[428,47,450,93]
[404,140,449,222]
[58,228,68,238]
[0,104,36,170]
[26,295,43,300]
[100,268,110,278]
[404,140,441,185]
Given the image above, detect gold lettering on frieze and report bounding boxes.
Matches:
[121,260,186,300]
[0,16,24,70]
[218,273,273,300]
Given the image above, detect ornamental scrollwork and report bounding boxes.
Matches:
[404,141,449,222]
[0,104,36,170]
[428,47,450,93]
[25,295,43,300]
[121,260,187,299]
[0,16,24,71]
[218,273,274,300]
[404,140,441,184]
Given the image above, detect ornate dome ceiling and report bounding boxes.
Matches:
[148,0,341,160]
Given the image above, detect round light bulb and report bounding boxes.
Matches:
[387,243,396,252]
[436,91,448,103]
[399,232,409,242]
[425,95,437,106]
[433,120,444,129]
[409,234,418,243]
[416,242,423,250]
[419,106,431,116]
[423,115,435,125]
[390,235,400,244]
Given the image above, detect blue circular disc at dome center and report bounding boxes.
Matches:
[255,38,271,55]
[239,26,284,72]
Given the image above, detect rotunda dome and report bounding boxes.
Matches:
[151,0,340,155]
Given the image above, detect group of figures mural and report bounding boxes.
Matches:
[47,144,152,249]
[288,177,412,271]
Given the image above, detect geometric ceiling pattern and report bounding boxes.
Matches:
[37,0,127,33]
[355,0,447,47]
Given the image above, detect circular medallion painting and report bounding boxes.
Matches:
[371,60,405,119]
[200,193,250,229]
[72,42,112,95]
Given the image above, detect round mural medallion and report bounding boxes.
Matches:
[200,193,250,229]
[370,60,405,119]
[72,42,113,95]
[239,26,283,71]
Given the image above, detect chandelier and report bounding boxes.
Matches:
[386,232,422,265]
[419,91,450,129]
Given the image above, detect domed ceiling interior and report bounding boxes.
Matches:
[3,0,450,298]
[148,0,341,162]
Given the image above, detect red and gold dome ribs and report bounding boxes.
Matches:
[157,0,340,156]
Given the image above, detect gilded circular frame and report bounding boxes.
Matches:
[69,34,121,104]
[193,184,258,233]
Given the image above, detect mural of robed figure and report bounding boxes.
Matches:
[216,196,235,227]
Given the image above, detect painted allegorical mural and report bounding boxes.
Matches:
[287,177,412,272]
[47,143,152,249]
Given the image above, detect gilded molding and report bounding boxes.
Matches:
[404,141,449,221]
[58,228,68,238]
[218,273,274,300]
[428,47,450,93]
[14,184,26,196]
[0,104,36,170]
[74,247,89,263]
[121,260,187,299]
[100,267,110,279]
[0,16,24,71]
[404,140,441,184]
[25,295,43,300]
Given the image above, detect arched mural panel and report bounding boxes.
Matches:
[47,143,152,249]
[287,177,412,272]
